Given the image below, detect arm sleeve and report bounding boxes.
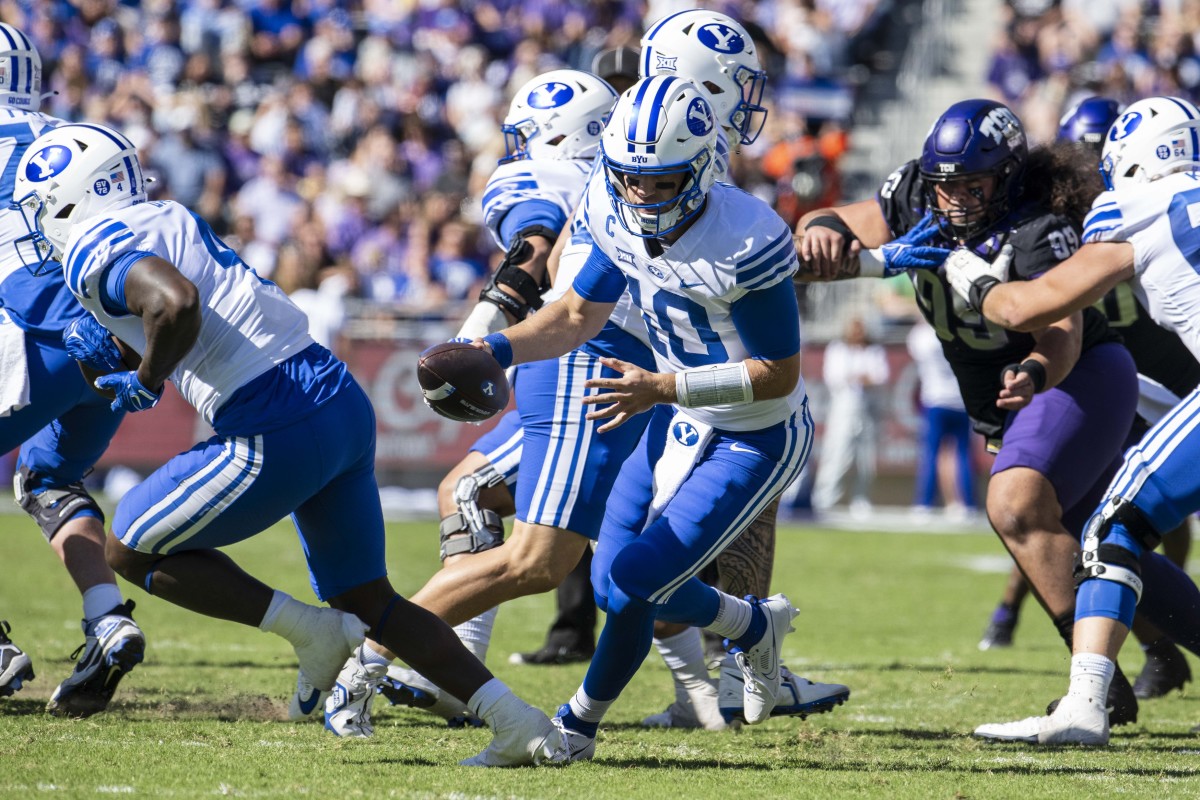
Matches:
[99,251,157,316]
[497,199,568,249]
[572,245,627,303]
[729,278,801,361]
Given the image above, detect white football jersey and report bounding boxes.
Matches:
[64,200,314,424]
[481,159,591,250]
[1083,170,1200,360]
[579,172,806,431]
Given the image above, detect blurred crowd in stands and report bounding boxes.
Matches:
[5,0,897,341]
[990,0,1200,144]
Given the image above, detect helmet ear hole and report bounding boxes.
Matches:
[54,203,75,220]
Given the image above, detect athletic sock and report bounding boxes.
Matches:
[706,593,758,643]
[82,583,124,624]
[1066,653,1115,708]
[455,607,497,665]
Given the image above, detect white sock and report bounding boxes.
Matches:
[467,676,512,724]
[568,687,612,726]
[705,592,754,641]
[1066,653,1115,707]
[82,583,124,622]
[258,590,311,645]
[454,607,498,665]
[359,642,392,667]
[655,628,711,701]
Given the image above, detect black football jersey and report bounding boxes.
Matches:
[877,160,1118,439]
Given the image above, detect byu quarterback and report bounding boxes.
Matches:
[948,96,1200,744]
[475,75,817,762]
[13,121,562,766]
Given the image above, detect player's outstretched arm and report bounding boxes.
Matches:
[479,287,614,369]
[979,242,1135,332]
[795,199,892,282]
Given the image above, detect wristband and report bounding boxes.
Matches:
[1001,359,1047,394]
[482,332,513,369]
[968,275,1001,313]
[804,215,855,239]
[675,363,753,408]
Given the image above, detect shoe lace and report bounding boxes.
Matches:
[550,715,592,759]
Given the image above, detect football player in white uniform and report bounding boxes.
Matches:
[0,23,147,717]
[474,75,817,762]
[14,122,562,766]
[947,96,1200,744]
[321,68,644,735]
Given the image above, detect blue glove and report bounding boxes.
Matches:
[63,315,123,371]
[94,371,162,413]
[879,212,953,275]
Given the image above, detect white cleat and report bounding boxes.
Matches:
[324,650,388,738]
[974,694,1109,745]
[460,698,561,767]
[718,658,850,723]
[380,664,482,727]
[641,679,727,731]
[543,705,596,764]
[287,607,368,722]
[732,594,798,724]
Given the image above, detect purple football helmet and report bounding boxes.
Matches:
[919,98,1028,240]
[1058,96,1122,152]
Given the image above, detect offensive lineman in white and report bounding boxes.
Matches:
[476,75,813,762]
[945,96,1200,744]
[12,122,561,766]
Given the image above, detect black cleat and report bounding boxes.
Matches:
[506,644,594,666]
[978,618,1016,650]
[0,620,35,697]
[1133,640,1192,699]
[47,601,144,718]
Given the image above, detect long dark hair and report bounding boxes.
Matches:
[1019,141,1106,226]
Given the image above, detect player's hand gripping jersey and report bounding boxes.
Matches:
[878,159,1117,439]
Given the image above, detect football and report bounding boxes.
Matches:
[79,337,142,401]
[417,341,509,422]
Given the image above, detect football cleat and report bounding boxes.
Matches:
[507,644,593,666]
[1132,639,1192,699]
[730,594,798,724]
[642,677,726,730]
[0,620,35,697]
[544,705,596,764]
[286,607,368,722]
[974,693,1109,745]
[47,601,144,718]
[1046,664,1138,727]
[460,698,561,767]
[718,658,850,723]
[978,618,1016,650]
[324,650,388,738]
[379,664,484,727]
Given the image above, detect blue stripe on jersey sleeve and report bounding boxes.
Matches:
[497,199,567,249]
[1084,207,1122,227]
[482,179,539,211]
[100,250,156,315]
[1083,225,1121,243]
[730,278,801,361]
[735,230,792,284]
[572,246,626,303]
[65,219,130,297]
[742,257,798,292]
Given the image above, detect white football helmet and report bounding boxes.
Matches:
[601,75,718,238]
[639,9,767,145]
[0,24,42,111]
[1100,96,1200,190]
[12,123,146,272]
[501,69,618,163]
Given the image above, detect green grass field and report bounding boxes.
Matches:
[2,512,1198,799]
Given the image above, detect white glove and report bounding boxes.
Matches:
[456,301,509,340]
[945,244,1014,311]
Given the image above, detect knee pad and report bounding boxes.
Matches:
[1074,496,1159,603]
[439,462,508,561]
[13,466,103,543]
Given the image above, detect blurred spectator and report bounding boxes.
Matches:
[907,319,977,519]
[812,317,890,516]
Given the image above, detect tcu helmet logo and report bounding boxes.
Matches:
[672,421,700,446]
[25,145,71,182]
[686,97,714,135]
[528,81,575,109]
[978,106,1023,147]
[1110,111,1143,142]
[696,23,744,53]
